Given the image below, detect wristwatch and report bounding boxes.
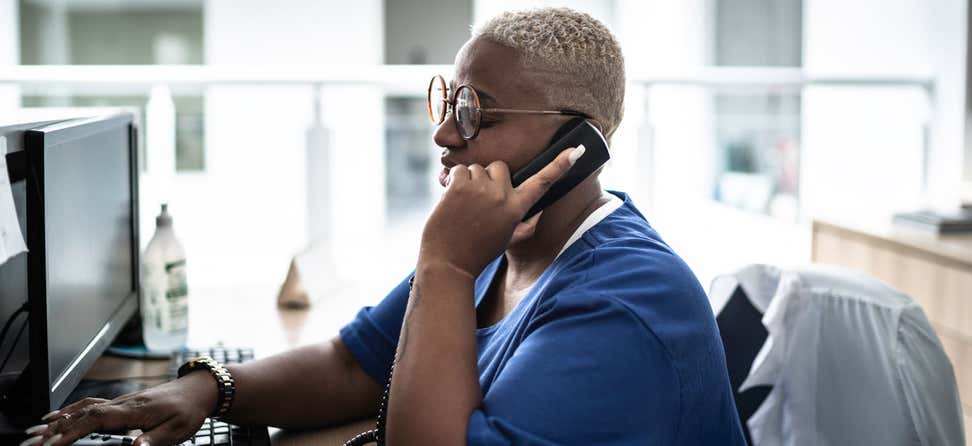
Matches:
[177,356,236,417]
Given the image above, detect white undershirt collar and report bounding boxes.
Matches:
[554,193,623,259]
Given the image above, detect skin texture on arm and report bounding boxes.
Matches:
[220,335,382,429]
[386,264,481,445]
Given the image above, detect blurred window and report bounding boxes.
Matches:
[712,0,802,220]
[384,0,472,64]
[382,0,472,217]
[18,0,205,172]
[385,97,435,217]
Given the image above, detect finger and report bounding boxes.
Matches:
[45,398,108,422]
[468,164,488,181]
[510,210,543,245]
[23,398,107,440]
[134,416,196,446]
[485,161,511,185]
[446,164,470,188]
[514,145,584,211]
[44,403,136,446]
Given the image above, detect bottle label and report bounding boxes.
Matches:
[143,284,164,331]
[164,259,189,332]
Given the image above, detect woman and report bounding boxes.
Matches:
[24,7,745,446]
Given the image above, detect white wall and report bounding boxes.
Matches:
[0,0,19,113]
[147,0,386,288]
[803,0,967,216]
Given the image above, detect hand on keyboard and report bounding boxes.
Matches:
[22,371,218,446]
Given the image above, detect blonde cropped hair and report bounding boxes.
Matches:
[473,7,626,138]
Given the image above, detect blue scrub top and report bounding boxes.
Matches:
[340,191,747,445]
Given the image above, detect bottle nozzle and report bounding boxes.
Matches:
[157,203,173,227]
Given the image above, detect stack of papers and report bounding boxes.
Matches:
[892,208,972,234]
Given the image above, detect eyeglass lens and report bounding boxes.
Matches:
[455,86,480,139]
[427,76,447,124]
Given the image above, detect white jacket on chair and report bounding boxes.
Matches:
[710,264,965,446]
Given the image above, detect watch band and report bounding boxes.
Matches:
[177,356,237,417]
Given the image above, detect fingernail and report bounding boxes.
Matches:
[24,424,47,435]
[568,144,586,165]
[41,410,59,421]
[41,434,61,446]
[19,436,43,446]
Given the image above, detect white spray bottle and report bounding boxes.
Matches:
[141,204,189,352]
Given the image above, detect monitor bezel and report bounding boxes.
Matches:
[22,113,140,417]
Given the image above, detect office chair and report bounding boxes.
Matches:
[710,264,965,446]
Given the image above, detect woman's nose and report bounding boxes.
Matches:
[433,113,466,150]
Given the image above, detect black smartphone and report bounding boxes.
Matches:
[511,117,611,220]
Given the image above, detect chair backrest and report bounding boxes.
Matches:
[713,281,771,445]
[710,264,965,446]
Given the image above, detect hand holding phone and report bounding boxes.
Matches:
[419,118,609,278]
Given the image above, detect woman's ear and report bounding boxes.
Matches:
[586,118,606,136]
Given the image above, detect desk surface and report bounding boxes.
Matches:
[86,281,387,445]
[813,217,972,268]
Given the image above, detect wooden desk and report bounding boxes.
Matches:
[84,281,388,445]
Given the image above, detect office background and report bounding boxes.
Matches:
[1,0,971,441]
[0,0,968,361]
[2,0,964,289]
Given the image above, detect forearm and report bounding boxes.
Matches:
[220,336,382,429]
[387,263,482,446]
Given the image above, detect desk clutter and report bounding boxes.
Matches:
[893,207,972,233]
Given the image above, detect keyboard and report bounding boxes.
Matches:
[77,346,270,446]
[169,346,256,376]
[75,419,266,446]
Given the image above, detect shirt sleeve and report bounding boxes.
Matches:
[466,290,681,445]
[895,306,966,445]
[339,272,412,384]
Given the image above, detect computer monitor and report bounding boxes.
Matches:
[0,113,140,427]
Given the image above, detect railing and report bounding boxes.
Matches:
[0,65,937,286]
[0,65,935,101]
[1,64,934,189]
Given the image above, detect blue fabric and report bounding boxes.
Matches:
[339,191,746,445]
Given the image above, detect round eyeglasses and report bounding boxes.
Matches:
[427,75,589,140]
